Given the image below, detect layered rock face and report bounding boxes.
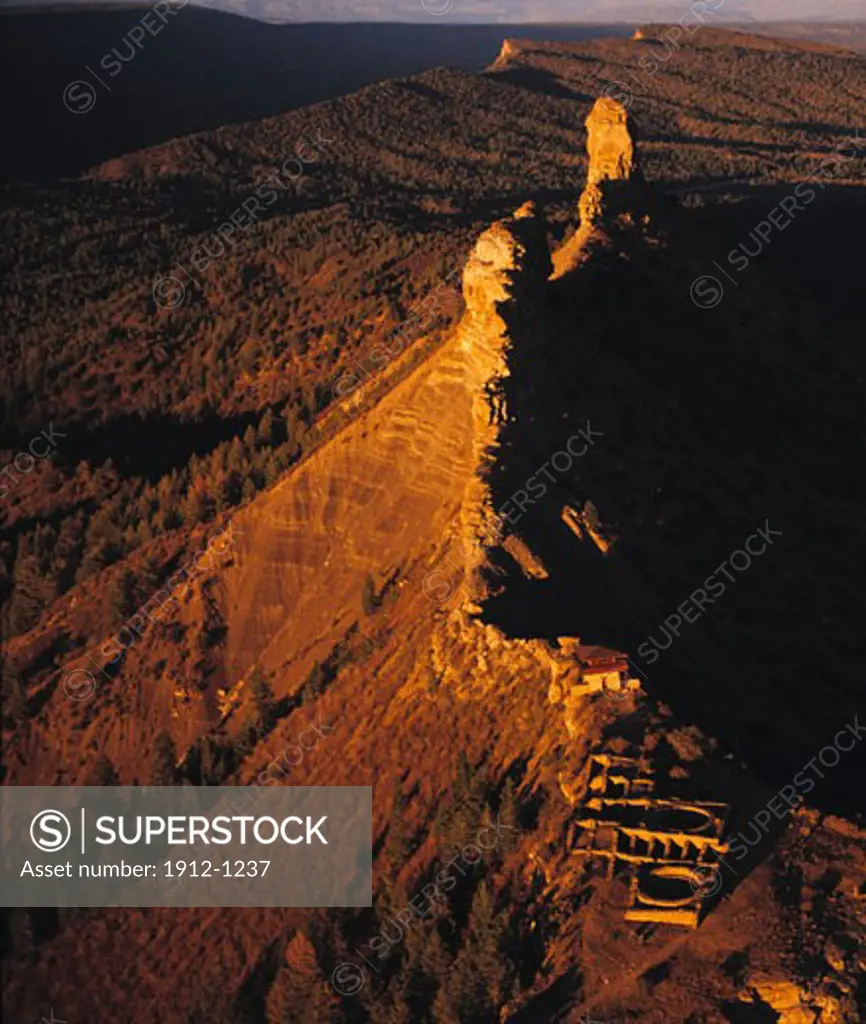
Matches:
[220,203,552,683]
[578,97,641,226]
[221,333,479,681]
[455,200,552,596]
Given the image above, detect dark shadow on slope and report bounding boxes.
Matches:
[651,133,854,157]
[721,998,780,1023]
[483,66,582,101]
[395,79,448,103]
[480,185,866,821]
[56,411,262,482]
[505,966,582,1024]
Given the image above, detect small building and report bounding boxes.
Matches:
[557,639,635,695]
[576,644,631,691]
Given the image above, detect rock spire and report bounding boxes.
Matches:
[578,96,641,226]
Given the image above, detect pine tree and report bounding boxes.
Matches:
[432,882,507,1024]
[263,453,281,487]
[241,477,257,504]
[284,407,302,456]
[495,778,520,857]
[367,981,413,1024]
[53,513,84,592]
[197,737,229,786]
[8,539,45,636]
[383,785,410,867]
[226,436,246,474]
[181,486,208,527]
[361,574,380,616]
[81,501,124,571]
[405,925,450,1015]
[151,731,178,786]
[107,567,138,629]
[242,424,257,450]
[437,753,486,852]
[257,408,278,446]
[1,659,27,723]
[250,667,276,733]
[465,881,510,1012]
[432,964,474,1024]
[221,469,242,509]
[265,958,336,1024]
[304,661,326,703]
[86,754,120,786]
[464,882,502,971]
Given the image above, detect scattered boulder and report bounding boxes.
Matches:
[746,977,849,1023]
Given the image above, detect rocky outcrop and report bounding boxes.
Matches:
[214,195,596,778]
[578,96,641,226]
[491,38,523,69]
[220,202,552,681]
[745,978,849,1023]
[462,200,551,333]
[552,96,644,278]
[585,97,638,185]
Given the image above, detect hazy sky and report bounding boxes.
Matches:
[2,0,863,19]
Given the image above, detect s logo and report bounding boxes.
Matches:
[30,810,72,852]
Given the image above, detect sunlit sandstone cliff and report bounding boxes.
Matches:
[2,94,637,780]
[211,137,643,774]
[218,197,570,708]
[2,102,614,785]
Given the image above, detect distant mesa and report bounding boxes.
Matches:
[630,24,852,55]
[491,38,523,69]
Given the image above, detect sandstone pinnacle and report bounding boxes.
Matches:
[551,97,644,277]
[578,96,642,226]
